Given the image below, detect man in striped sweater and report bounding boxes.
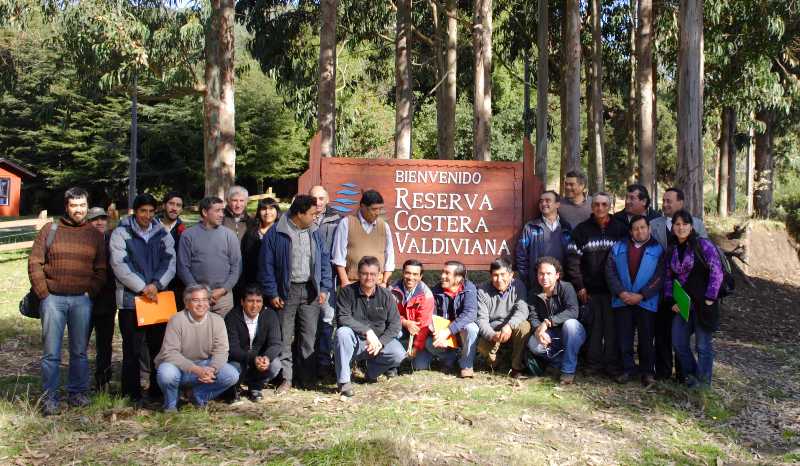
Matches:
[28,187,107,416]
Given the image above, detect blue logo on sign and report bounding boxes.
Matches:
[331,183,360,213]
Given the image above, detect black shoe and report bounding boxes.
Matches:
[615,373,631,384]
[248,390,264,403]
[338,382,354,397]
[385,368,399,379]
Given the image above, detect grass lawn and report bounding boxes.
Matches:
[0,250,797,464]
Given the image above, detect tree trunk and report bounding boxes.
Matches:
[563,0,581,173]
[746,117,755,216]
[589,0,605,192]
[587,63,596,193]
[651,0,658,209]
[129,72,138,207]
[727,108,737,213]
[318,0,337,157]
[754,108,774,218]
[473,0,492,161]
[676,0,704,217]
[717,107,731,217]
[437,0,457,160]
[637,0,655,199]
[535,0,548,186]
[626,0,637,184]
[203,0,236,198]
[395,0,413,159]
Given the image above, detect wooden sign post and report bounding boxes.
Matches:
[299,134,542,268]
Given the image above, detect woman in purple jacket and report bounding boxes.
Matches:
[664,210,724,388]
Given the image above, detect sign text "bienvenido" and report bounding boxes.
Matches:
[392,169,511,256]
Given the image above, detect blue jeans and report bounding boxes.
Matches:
[156,359,239,409]
[229,359,282,390]
[316,288,335,367]
[527,319,586,375]
[334,327,406,384]
[413,322,479,370]
[40,293,92,401]
[672,313,715,386]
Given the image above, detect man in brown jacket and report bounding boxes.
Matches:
[28,187,107,415]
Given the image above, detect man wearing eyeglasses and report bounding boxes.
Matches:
[259,195,332,394]
[331,189,395,288]
[565,192,627,378]
[333,256,404,398]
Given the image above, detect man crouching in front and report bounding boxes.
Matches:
[334,256,405,398]
[154,284,239,412]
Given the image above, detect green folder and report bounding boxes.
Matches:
[673,279,691,322]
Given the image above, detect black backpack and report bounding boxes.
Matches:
[19,222,58,319]
[693,238,735,299]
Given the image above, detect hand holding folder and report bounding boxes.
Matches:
[430,315,459,349]
[135,291,177,327]
[673,280,691,322]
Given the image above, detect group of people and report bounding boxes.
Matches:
[28,172,723,415]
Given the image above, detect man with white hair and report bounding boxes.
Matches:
[223,185,250,241]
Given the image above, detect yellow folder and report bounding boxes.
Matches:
[430,315,459,349]
[135,291,177,327]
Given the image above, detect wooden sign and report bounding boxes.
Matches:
[299,135,542,268]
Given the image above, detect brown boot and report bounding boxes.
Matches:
[559,373,575,385]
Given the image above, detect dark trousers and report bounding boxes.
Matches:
[615,305,656,376]
[586,293,621,374]
[279,282,320,385]
[655,299,681,379]
[89,308,116,387]
[118,309,166,400]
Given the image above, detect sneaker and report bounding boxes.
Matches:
[275,380,292,395]
[509,369,528,380]
[41,399,59,416]
[247,390,264,403]
[385,368,399,379]
[559,373,575,385]
[641,374,656,389]
[163,407,178,414]
[338,382,354,398]
[615,373,631,384]
[68,392,91,408]
[459,368,475,379]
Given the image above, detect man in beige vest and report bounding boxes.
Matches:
[331,190,395,287]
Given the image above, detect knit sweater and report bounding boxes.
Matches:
[476,279,529,339]
[28,217,107,299]
[155,310,230,372]
[177,222,241,291]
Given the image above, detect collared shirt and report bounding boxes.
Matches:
[159,218,177,233]
[131,219,156,243]
[542,215,561,232]
[243,313,258,345]
[186,310,207,324]
[331,211,395,271]
[666,218,673,231]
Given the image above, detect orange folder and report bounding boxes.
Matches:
[135,291,177,327]
[430,315,459,349]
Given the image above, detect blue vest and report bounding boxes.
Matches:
[610,240,663,312]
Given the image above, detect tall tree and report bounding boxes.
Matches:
[754,108,774,218]
[676,0,704,217]
[535,0,548,186]
[716,107,733,216]
[318,0,337,157]
[395,0,413,159]
[473,0,492,161]
[204,0,236,198]
[588,0,605,191]
[636,0,655,198]
[562,0,581,173]
[626,0,637,184]
[726,109,736,214]
[435,0,457,160]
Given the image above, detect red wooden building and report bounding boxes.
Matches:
[0,159,35,217]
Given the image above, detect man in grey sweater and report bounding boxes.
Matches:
[476,257,530,377]
[155,284,239,412]
[177,196,241,318]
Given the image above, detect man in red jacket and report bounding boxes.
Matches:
[390,259,435,372]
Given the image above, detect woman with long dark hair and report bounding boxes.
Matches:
[663,209,723,388]
[240,198,281,290]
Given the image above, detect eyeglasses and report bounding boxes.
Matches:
[189,298,210,304]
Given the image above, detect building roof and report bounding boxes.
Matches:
[0,159,35,179]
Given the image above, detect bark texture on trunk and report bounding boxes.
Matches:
[436,0,457,160]
[473,0,492,161]
[395,0,413,159]
[727,108,737,213]
[717,107,732,217]
[535,0,548,186]
[589,0,605,192]
[746,118,755,216]
[754,109,774,218]
[318,0,337,157]
[637,0,655,199]
[563,0,581,173]
[676,0,704,217]
[626,0,637,184]
[204,0,236,198]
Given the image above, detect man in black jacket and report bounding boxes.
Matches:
[527,257,586,385]
[334,256,404,398]
[224,284,282,402]
[566,192,627,376]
